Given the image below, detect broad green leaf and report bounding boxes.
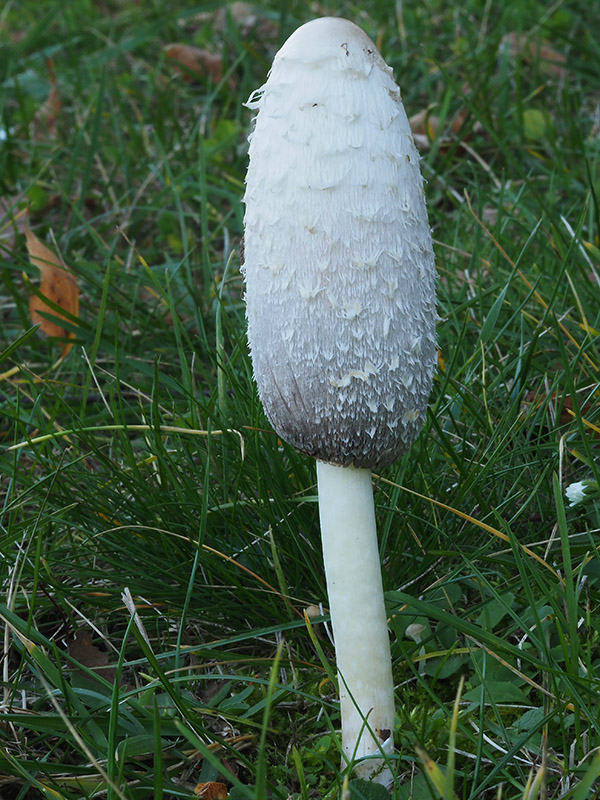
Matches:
[116,734,167,760]
[523,108,547,140]
[463,680,531,705]
[476,592,515,630]
[348,778,392,799]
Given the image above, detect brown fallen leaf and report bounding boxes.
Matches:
[164,43,222,83]
[68,631,117,684]
[25,224,78,356]
[500,32,567,79]
[191,4,278,42]
[410,107,469,148]
[409,106,483,152]
[522,390,597,434]
[215,2,278,39]
[194,782,229,799]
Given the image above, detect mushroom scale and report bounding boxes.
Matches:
[243,17,437,469]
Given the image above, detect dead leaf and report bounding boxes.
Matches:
[164,44,222,83]
[34,58,61,139]
[216,3,278,39]
[410,107,475,151]
[191,4,277,41]
[194,782,229,799]
[68,631,117,684]
[500,33,567,79]
[522,390,597,433]
[25,224,78,356]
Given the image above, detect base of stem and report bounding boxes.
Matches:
[316,460,395,785]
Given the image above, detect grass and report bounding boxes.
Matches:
[1,0,599,798]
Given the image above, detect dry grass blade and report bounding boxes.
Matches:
[464,192,598,374]
[7,424,245,459]
[377,476,560,579]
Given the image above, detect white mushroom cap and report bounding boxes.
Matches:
[243,17,437,469]
[269,16,389,75]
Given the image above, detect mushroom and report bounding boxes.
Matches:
[242,17,437,785]
[406,623,427,677]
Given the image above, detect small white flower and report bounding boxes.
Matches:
[565,479,597,507]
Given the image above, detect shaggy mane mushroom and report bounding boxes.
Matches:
[243,16,437,786]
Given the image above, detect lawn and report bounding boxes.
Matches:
[1,1,600,798]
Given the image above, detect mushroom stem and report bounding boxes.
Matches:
[316,460,395,785]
